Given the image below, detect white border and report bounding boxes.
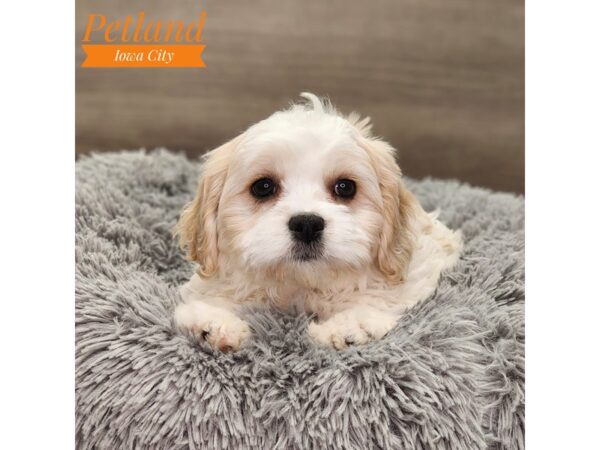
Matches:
[1,1,74,449]
[527,0,600,448]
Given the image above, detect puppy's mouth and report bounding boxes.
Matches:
[290,242,323,262]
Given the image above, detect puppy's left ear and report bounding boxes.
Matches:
[354,122,419,284]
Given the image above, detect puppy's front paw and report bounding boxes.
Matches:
[174,303,250,352]
[308,308,397,350]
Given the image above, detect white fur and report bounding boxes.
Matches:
[174,94,462,351]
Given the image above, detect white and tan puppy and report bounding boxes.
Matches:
[174,93,461,352]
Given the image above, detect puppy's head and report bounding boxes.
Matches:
[176,93,416,285]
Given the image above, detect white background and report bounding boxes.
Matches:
[1,0,599,448]
[526,0,600,448]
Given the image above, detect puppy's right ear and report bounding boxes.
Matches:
[175,136,239,277]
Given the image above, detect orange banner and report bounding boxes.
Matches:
[82,45,205,68]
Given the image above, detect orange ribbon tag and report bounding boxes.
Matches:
[82,45,206,68]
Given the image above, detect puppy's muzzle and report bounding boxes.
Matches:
[288,214,325,244]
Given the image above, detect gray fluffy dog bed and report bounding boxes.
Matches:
[76,150,524,450]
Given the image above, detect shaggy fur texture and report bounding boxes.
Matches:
[76,150,524,450]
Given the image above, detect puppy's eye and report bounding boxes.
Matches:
[251,177,277,199]
[333,179,356,199]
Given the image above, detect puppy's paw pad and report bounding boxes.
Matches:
[174,304,250,352]
[195,318,250,352]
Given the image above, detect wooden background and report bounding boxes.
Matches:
[76,0,524,193]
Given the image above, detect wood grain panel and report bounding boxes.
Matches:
[76,0,524,192]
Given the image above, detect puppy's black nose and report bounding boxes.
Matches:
[288,214,325,244]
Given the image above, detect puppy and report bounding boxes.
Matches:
[174,93,461,352]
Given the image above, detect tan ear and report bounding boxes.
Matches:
[357,133,418,284]
[175,137,238,277]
